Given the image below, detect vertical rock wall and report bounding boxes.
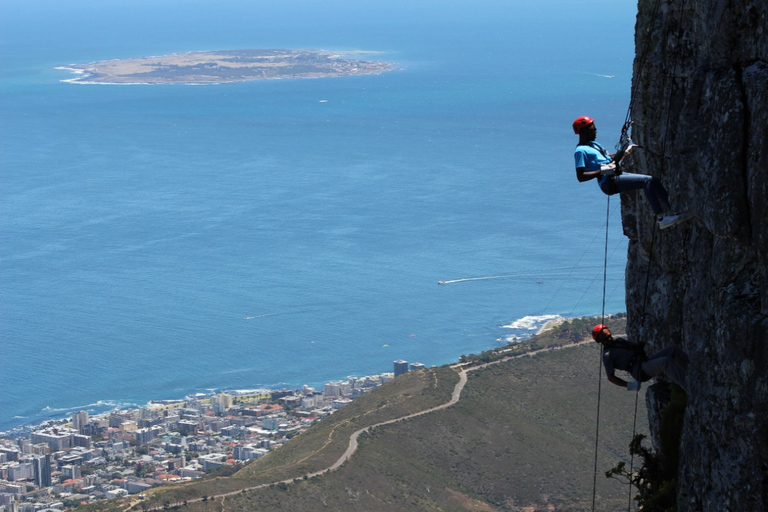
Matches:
[623,0,767,509]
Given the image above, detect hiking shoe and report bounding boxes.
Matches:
[658,212,693,230]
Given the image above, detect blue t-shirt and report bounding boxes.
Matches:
[574,142,612,171]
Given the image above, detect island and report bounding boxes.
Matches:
[58,49,396,85]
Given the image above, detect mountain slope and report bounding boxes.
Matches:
[104,318,643,512]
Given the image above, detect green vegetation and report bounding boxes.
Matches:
[606,383,686,511]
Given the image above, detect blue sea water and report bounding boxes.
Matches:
[0,0,636,433]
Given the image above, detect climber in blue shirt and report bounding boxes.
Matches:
[572,116,691,230]
[592,324,688,392]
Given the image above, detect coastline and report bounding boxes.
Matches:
[0,314,620,437]
[57,49,397,85]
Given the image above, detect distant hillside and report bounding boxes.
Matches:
[91,315,644,511]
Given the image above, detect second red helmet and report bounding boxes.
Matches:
[592,324,608,341]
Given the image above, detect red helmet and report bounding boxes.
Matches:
[592,324,608,341]
[572,116,595,134]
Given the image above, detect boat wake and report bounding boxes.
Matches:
[244,312,281,320]
[438,275,513,285]
[438,266,623,286]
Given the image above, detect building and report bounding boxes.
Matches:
[206,419,228,433]
[72,411,90,433]
[31,428,74,452]
[33,454,53,487]
[331,398,351,410]
[178,468,205,479]
[72,434,92,449]
[177,419,199,434]
[198,453,228,472]
[60,463,81,480]
[7,461,33,482]
[233,445,255,460]
[393,360,409,377]
[300,395,317,410]
[120,420,138,432]
[134,426,163,445]
[0,481,25,495]
[323,381,341,398]
[0,447,20,461]
[30,443,49,456]
[211,393,233,414]
[410,362,426,371]
[109,411,137,428]
[233,444,268,460]
[57,453,84,467]
[220,425,240,437]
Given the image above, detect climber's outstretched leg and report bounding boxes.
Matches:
[612,172,692,229]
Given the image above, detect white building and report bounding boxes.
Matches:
[72,411,90,433]
[8,462,34,481]
[300,395,317,410]
[31,428,76,452]
[324,382,341,398]
[331,398,351,410]
[198,453,228,472]
[211,393,233,414]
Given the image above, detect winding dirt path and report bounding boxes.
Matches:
[134,340,590,510]
[318,339,591,474]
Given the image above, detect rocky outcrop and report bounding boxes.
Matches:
[622,0,768,510]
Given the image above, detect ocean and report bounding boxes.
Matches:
[0,0,636,433]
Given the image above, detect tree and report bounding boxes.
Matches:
[606,434,677,512]
[135,463,152,478]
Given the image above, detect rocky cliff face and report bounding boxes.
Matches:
[621,0,767,510]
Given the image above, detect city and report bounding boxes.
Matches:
[0,360,423,511]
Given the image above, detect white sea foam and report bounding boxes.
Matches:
[500,314,563,331]
[230,389,272,395]
[39,399,139,417]
[494,315,565,345]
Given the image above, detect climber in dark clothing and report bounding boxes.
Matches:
[572,115,692,230]
[591,324,689,392]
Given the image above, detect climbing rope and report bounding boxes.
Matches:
[613,0,667,159]
[627,386,641,509]
[590,0,686,508]
[590,193,612,511]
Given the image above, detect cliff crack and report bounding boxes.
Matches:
[735,62,754,240]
